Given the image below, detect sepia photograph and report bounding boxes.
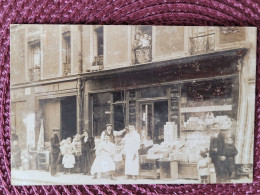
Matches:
[10,25,256,185]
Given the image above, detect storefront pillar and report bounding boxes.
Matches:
[77,78,84,134]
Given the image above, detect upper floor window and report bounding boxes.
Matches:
[133,26,152,65]
[93,26,103,66]
[62,31,71,76]
[190,27,215,55]
[29,41,41,81]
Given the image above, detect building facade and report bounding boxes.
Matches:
[11,25,256,170]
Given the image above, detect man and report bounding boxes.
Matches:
[100,124,126,143]
[209,128,229,183]
[122,125,141,180]
[50,129,60,176]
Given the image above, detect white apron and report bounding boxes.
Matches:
[123,131,140,176]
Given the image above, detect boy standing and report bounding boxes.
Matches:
[224,137,238,180]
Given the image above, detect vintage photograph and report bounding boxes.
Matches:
[10,25,256,185]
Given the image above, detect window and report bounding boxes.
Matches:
[112,91,126,131]
[29,42,41,81]
[92,93,111,136]
[93,26,104,66]
[62,31,71,76]
[140,86,167,98]
[190,27,215,55]
[133,26,152,64]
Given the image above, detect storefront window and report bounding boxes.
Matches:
[93,93,111,137]
[113,91,126,131]
[140,86,167,98]
[180,78,238,133]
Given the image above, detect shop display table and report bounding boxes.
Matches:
[158,159,178,180]
[139,155,160,179]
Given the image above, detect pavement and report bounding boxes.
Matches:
[11,170,200,185]
[11,170,252,186]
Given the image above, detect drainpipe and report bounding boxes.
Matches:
[77,26,83,134]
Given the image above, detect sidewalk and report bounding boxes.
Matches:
[11,170,200,185]
[11,170,251,185]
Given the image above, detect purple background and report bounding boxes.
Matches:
[0,0,259,194]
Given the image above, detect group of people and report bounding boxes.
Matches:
[50,129,95,176]
[197,128,238,183]
[132,32,152,64]
[50,124,141,180]
[91,124,141,180]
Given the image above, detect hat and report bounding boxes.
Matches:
[106,124,112,127]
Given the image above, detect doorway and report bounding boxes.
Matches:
[60,96,77,140]
[140,101,168,144]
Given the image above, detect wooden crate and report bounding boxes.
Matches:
[178,162,198,180]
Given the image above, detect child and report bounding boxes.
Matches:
[197,151,210,184]
[62,137,76,174]
[223,137,238,180]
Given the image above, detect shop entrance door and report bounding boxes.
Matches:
[140,101,168,143]
[60,96,77,140]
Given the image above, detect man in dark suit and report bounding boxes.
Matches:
[50,129,60,176]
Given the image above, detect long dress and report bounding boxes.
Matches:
[81,136,95,174]
[91,141,115,175]
[123,131,141,176]
[62,143,76,169]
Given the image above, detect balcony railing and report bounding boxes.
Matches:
[134,46,152,65]
[63,62,71,76]
[93,55,103,66]
[29,66,41,81]
[190,33,215,55]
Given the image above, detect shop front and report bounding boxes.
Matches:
[82,48,247,181]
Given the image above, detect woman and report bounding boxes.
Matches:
[91,135,116,180]
[62,137,76,174]
[81,130,94,175]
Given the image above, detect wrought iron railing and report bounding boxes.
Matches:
[63,62,71,76]
[29,66,41,81]
[93,55,103,66]
[190,33,215,55]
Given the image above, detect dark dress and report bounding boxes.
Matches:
[50,134,60,176]
[81,136,95,174]
[223,143,238,178]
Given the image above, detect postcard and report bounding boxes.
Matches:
[10,25,256,185]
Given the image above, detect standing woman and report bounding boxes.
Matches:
[81,130,92,175]
[62,137,76,174]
